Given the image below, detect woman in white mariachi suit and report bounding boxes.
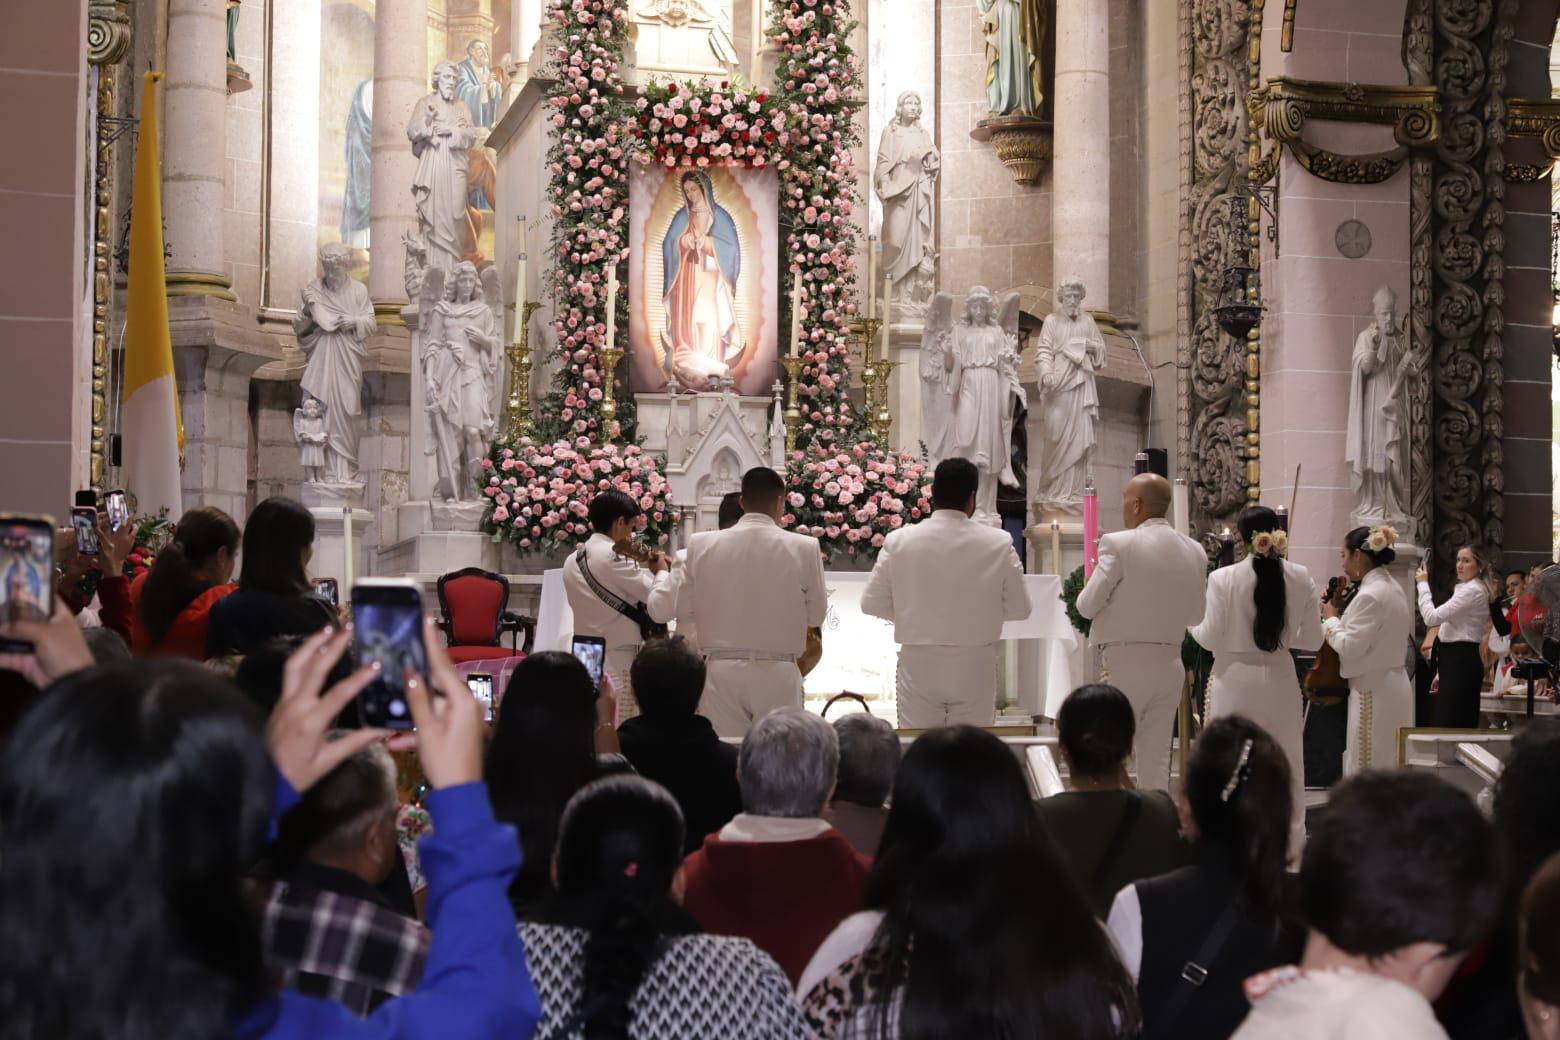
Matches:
[1321,524,1414,775]
[1191,506,1322,857]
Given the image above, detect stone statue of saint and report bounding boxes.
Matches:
[420,261,504,501]
[293,398,328,483]
[976,0,1045,116]
[292,242,377,485]
[926,287,1026,521]
[408,62,476,276]
[875,91,939,317]
[1346,286,1413,531]
[1034,276,1105,514]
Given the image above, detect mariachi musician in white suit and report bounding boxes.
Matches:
[1075,473,1208,790]
[648,467,828,737]
[1321,524,1414,774]
[861,457,1032,728]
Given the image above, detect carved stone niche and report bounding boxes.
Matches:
[970,116,1054,187]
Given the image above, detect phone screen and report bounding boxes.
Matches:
[71,508,100,556]
[0,517,54,649]
[352,583,428,730]
[467,672,494,721]
[571,636,607,690]
[106,491,128,532]
[314,578,339,607]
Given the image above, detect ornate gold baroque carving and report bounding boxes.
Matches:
[88,0,131,66]
[969,116,1054,187]
[1250,76,1440,185]
[1503,97,1560,182]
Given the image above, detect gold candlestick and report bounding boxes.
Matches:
[851,317,885,440]
[505,301,542,440]
[597,345,626,426]
[867,359,897,444]
[779,354,805,455]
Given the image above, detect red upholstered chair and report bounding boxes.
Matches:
[435,568,536,664]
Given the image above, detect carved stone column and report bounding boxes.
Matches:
[1052,0,1110,319]
[163,0,235,300]
[367,0,429,317]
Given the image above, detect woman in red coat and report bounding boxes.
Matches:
[130,507,240,658]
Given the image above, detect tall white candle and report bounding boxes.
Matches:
[341,506,354,598]
[513,216,527,341]
[790,270,802,356]
[866,237,876,327]
[1172,478,1190,538]
[604,267,617,350]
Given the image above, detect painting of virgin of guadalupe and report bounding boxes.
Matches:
[628,165,779,395]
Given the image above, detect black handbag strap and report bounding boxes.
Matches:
[1155,900,1242,1034]
[1094,791,1143,882]
[574,548,666,641]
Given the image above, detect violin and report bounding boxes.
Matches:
[1304,575,1354,698]
[611,537,823,678]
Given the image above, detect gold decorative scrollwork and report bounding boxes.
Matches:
[87,0,131,66]
[1289,139,1409,184]
[1504,98,1560,182]
[1250,76,1441,185]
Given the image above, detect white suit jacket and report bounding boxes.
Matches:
[1323,567,1413,679]
[859,509,1031,646]
[648,512,827,656]
[1191,557,1323,655]
[1075,519,1208,646]
[561,532,657,649]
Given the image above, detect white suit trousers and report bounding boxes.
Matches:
[1101,643,1185,791]
[896,644,997,730]
[700,658,803,737]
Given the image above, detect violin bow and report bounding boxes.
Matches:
[1287,463,1301,547]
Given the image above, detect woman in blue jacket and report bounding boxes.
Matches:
[0,624,540,1040]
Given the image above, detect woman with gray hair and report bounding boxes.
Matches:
[828,712,901,856]
[679,708,872,985]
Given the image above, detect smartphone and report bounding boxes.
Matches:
[0,515,55,651]
[105,490,129,532]
[313,577,339,608]
[73,490,97,510]
[467,671,495,722]
[70,507,100,556]
[571,634,607,690]
[351,579,429,730]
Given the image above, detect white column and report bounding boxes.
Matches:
[266,0,322,308]
[163,0,233,298]
[1052,0,1109,313]
[368,0,429,314]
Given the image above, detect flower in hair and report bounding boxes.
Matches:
[1272,530,1289,555]
[1250,531,1281,558]
[1366,524,1397,553]
[623,861,639,878]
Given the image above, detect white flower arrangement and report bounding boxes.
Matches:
[1366,524,1398,553]
[1250,529,1288,558]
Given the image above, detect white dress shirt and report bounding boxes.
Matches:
[562,531,657,649]
[1230,967,1449,1040]
[1416,579,1489,644]
[648,512,828,655]
[1190,557,1323,656]
[1322,568,1413,678]
[859,509,1031,646]
[1076,518,1209,646]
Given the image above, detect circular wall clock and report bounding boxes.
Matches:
[1335,219,1372,259]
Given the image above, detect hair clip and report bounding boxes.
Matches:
[1220,738,1255,802]
[623,861,639,878]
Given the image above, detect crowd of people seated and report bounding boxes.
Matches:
[2,491,1558,1039]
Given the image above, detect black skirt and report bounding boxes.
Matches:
[1432,641,1483,729]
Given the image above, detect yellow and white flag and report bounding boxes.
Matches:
[121,71,183,518]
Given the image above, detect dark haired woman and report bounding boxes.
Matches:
[1415,544,1499,729]
[488,650,627,912]
[0,625,541,1038]
[1320,524,1413,774]
[1107,715,1301,1040]
[129,505,240,658]
[1037,683,1185,917]
[206,497,336,658]
[522,775,807,1038]
[799,725,1138,1039]
[1191,505,1321,855]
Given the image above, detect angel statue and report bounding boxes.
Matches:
[922,286,1026,522]
[420,261,504,500]
[1034,275,1106,514]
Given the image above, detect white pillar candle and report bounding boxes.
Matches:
[513,216,527,341]
[342,506,354,596]
[1172,477,1190,537]
[604,267,618,352]
[790,270,802,356]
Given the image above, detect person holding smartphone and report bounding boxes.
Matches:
[1416,545,1499,729]
[130,506,240,658]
